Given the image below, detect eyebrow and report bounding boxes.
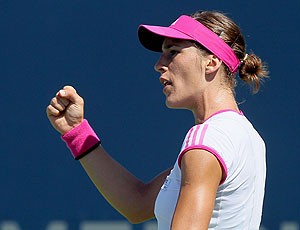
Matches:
[162,39,183,51]
[162,39,194,51]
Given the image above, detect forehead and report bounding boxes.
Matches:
[162,38,195,50]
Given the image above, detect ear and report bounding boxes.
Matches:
[205,55,223,74]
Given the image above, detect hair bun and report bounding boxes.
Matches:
[239,53,269,94]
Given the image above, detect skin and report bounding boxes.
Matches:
[47,37,239,229]
[47,86,170,223]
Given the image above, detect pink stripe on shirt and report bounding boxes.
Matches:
[178,123,228,185]
[199,124,208,144]
[184,126,194,149]
[191,124,201,146]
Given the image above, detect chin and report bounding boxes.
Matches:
[165,100,185,109]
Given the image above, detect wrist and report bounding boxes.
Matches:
[61,119,100,160]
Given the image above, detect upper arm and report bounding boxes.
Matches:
[171,149,222,230]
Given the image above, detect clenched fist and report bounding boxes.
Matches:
[46,86,84,135]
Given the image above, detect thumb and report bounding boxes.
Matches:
[57,86,83,105]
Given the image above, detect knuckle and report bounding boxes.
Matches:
[50,97,57,105]
[46,105,56,115]
[64,85,76,93]
[46,105,51,114]
[79,97,84,105]
[60,98,70,107]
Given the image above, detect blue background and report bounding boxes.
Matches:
[0,0,299,229]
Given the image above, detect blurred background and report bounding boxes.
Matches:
[0,0,299,229]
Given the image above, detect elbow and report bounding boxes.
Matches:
[127,217,143,224]
[126,214,151,224]
[123,210,154,224]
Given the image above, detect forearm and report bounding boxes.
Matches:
[46,87,167,223]
[79,145,170,223]
[80,145,145,218]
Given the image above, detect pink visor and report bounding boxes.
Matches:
[138,15,240,73]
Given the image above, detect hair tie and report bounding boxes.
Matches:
[241,53,248,63]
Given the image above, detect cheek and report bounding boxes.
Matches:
[171,54,205,89]
[179,56,204,77]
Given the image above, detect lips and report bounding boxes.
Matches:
[160,79,172,96]
[163,80,169,86]
[160,78,172,87]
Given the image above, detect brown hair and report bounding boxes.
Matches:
[190,11,269,94]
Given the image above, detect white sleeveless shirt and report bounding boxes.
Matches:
[154,110,266,230]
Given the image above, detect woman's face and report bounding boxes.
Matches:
[155,38,209,110]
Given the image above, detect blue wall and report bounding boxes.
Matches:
[0,0,299,229]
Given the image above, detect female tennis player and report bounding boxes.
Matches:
[47,10,268,229]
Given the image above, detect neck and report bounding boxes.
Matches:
[192,89,239,124]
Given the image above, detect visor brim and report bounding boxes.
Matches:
[138,25,192,52]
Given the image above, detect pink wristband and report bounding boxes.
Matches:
[61,119,100,160]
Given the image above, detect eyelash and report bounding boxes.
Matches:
[168,50,179,58]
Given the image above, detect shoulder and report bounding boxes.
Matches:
[180,148,223,185]
[178,111,249,184]
[181,113,242,151]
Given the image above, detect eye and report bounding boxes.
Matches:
[168,50,179,58]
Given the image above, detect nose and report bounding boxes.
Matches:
[154,54,167,74]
